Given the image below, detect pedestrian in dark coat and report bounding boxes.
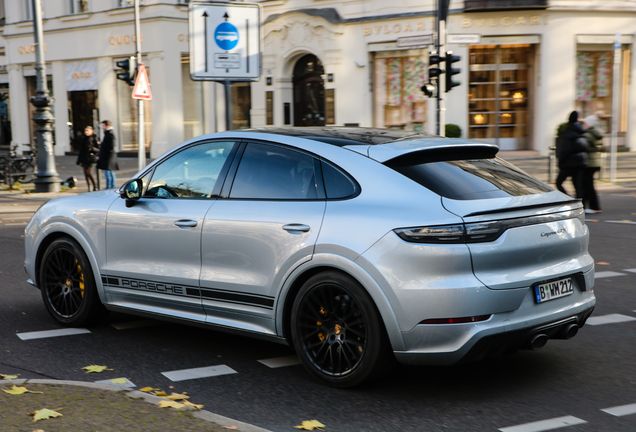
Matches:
[97,120,119,189]
[582,114,603,213]
[76,126,100,191]
[555,111,587,199]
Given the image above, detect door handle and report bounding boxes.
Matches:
[174,220,198,229]
[283,224,310,233]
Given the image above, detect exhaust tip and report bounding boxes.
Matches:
[562,323,579,339]
[528,333,548,350]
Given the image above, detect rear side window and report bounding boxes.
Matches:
[391,157,552,200]
[321,161,359,199]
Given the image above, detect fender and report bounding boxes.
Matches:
[276,252,406,351]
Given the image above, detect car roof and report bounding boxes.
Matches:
[238,127,499,163]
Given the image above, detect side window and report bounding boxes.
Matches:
[230,143,318,199]
[321,161,358,199]
[145,141,235,198]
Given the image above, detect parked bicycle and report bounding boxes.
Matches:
[0,144,37,185]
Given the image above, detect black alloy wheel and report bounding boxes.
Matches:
[291,271,391,388]
[39,238,107,326]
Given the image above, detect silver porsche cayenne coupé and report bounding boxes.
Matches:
[25,127,596,388]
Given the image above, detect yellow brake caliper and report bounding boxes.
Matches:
[75,260,85,298]
[317,306,327,342]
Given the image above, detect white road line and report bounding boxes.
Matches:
[257,356,302,368]
[110,320,160,330]
[161,365,237,382]
[4,222,27,226]
[601,402,636,417]
[587,314,636,326]
[594,271,626,279]
[624,269,636,274]
[95,378,136,388]
[17,328,91,340]
[499,416,586,432]
[606,220,636,225]
[0,216,31,220]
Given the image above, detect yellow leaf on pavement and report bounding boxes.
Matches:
[153,390,168,397]
[109,378,128,384]
[158,400,185,409]
[82,365,113,373]
[0,374,19,380]
[294,419,326,430]
[139,387,159,393]
[165,392,190,401]
[183,400,204,410]
[222,427,239,430]
[31,408,63,422]
[3,385,29,395]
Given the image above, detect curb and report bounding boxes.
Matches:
[0,379,273,432]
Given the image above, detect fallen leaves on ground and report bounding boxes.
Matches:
[158,400,186,409]
[139,387,159,392]
[183,400,204,410]
[140,386,204,410]
[295,419,326,430]
[596,262,610,265]
[222,427,239,430]
[31,408,63,422]
[0,374,19,380]
[3,385,43,395]
[109,378,129,384]
[165,392,190,401]
[82,365,113,373]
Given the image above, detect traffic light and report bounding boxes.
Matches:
[421,83,436,98]
[116,56,137,86]
[428,52,444,79]
[445,51,461,92]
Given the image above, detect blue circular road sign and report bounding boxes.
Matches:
[214,22,239,50]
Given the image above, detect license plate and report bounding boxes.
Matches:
[534,277,573,303]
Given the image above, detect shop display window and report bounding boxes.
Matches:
[182,58,203,140]
[373,49,428,132]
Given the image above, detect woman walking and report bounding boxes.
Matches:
[97,120,119,189]
[582,115,603,213]
[76,126,99,191]
[555,111,587,199]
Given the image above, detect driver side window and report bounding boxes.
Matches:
[145,141,236,198]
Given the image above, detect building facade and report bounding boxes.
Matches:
[0,0,635,158]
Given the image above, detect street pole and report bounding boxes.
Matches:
[134,0,146,171]
[30,0,61,193]
[610,32,621,183]
[435,0,447,136]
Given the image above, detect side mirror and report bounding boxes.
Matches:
[120,179,143,208]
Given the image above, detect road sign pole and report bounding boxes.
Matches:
[134,0,145,170]
[225,80,232,131]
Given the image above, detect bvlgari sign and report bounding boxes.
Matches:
[65,60,98,92]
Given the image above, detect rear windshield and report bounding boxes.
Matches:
[390,157,552,200]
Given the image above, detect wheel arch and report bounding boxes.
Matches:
[35,224,108,305]
[277,254,405,351]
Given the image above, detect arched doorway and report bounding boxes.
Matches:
[293,54,325,126]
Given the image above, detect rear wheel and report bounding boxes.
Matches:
[291,271,392,388]
[39,238,107,326]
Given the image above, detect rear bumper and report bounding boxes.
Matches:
[394,282,596,366]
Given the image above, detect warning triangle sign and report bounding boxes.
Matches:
[132,63,152,100]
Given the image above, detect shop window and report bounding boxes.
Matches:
[70,0,88,14]
[373,49,428,132]
[231,82,251,130]
[468,44,532,150]
[0,83,11,147]
[575,48,630,135]
[181,58,203,140]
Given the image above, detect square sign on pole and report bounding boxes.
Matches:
[189,1,261,81]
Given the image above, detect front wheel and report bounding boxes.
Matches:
[291,271,392,388]
[39,237,107,326]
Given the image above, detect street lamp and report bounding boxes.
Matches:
[30,0,61,192]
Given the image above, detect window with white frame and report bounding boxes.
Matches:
[24,0,33,21]
[70,0,89,14]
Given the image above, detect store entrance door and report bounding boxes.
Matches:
[293,54,325,126]
[68,90,99,152]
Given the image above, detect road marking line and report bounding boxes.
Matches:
[499,416,586,432]
[0,216,31,220]
[587,314,636,326]
[624,269,636,274]
[17,328,91,340]
[110,320,160,330]
[601,403,636,417]
[257,356,302,368]
[161,365,237,382]
[594,271,626,279]
[95,378,136,388]
[606,220,636,225]
[4,222,27,226]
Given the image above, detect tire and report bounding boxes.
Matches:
[39,238,108,326]
[291,271,392,388]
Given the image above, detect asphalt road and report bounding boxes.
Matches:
[1,187,636,432]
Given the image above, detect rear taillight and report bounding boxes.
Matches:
[394,208,584,244]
